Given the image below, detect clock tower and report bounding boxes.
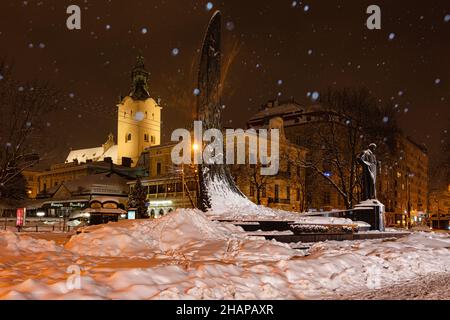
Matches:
[117,56,161,166]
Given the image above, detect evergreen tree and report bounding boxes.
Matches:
[127,177,148,219]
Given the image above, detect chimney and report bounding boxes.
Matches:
[122,157,132,168]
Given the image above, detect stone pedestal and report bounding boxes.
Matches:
[353,199,385,231]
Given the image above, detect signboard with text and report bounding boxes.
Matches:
[16,208,26,227]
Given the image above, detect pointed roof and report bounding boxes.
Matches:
[130,55,151,100]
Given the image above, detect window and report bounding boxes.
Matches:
[157,184,166,193]
[126,133,132,142]
[156,162,162,175]
[145,112,148,119]
[151,135,156,144]
[286,186,291,200]
[250,185,255,197]
[275,185,279,202]
[148,185,157,194]
[262,185,267,198]
[144,134,149,142]
[167,183,175,193]
[296,188,300,201]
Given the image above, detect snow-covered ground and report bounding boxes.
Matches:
[0,209,449,300]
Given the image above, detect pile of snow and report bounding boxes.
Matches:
[0,231,61,255]
[206,177,308,220]
[65,209,299,262]
[0,213,449,299]
[205,178,358,228]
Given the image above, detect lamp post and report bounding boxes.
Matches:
[405,172,413,229]
[435,198,440,230]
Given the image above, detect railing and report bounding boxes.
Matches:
[2,218,74,232]
[146,191,198,200]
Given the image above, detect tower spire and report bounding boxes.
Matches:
[130,55,150,100]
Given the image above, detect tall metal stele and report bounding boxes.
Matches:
[195,11,244,211]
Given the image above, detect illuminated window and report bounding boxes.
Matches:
[144,134,149,142]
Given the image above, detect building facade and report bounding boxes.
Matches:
[378,135,429,227]
[128,121,308,215]
[247,99,429,226]
[428,185,450,229]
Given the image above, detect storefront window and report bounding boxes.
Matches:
[148,185,157,194]
[157,184,166,193]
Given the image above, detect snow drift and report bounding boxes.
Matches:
[0,231,61,255]
[65,209,299,261]
[0,209,449,300]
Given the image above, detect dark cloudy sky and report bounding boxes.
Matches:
[0,0,448,165]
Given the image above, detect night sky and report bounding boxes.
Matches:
[0,0,448,165]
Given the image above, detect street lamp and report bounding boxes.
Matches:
[405,172,414,229]
[36,211,45,222]
[435,198,440,230]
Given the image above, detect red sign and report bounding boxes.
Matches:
[16,208,26,227]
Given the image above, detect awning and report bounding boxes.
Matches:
[80,208,127,215]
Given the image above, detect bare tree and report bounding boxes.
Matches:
[290,88,399,209]
[232,163,268,205]
[0,59,60,199]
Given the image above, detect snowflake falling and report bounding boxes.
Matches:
[388,33,396,40]
[171,48,180,56]
[206,2,213,11]
[226,21,235,31]
[193,88,200,96]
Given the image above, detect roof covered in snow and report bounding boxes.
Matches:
[66,145,118,164]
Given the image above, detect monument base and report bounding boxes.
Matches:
[353,199,385,232]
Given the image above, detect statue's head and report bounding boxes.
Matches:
[369,143,377,151]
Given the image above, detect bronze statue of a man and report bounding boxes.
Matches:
[358,143,377,200]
